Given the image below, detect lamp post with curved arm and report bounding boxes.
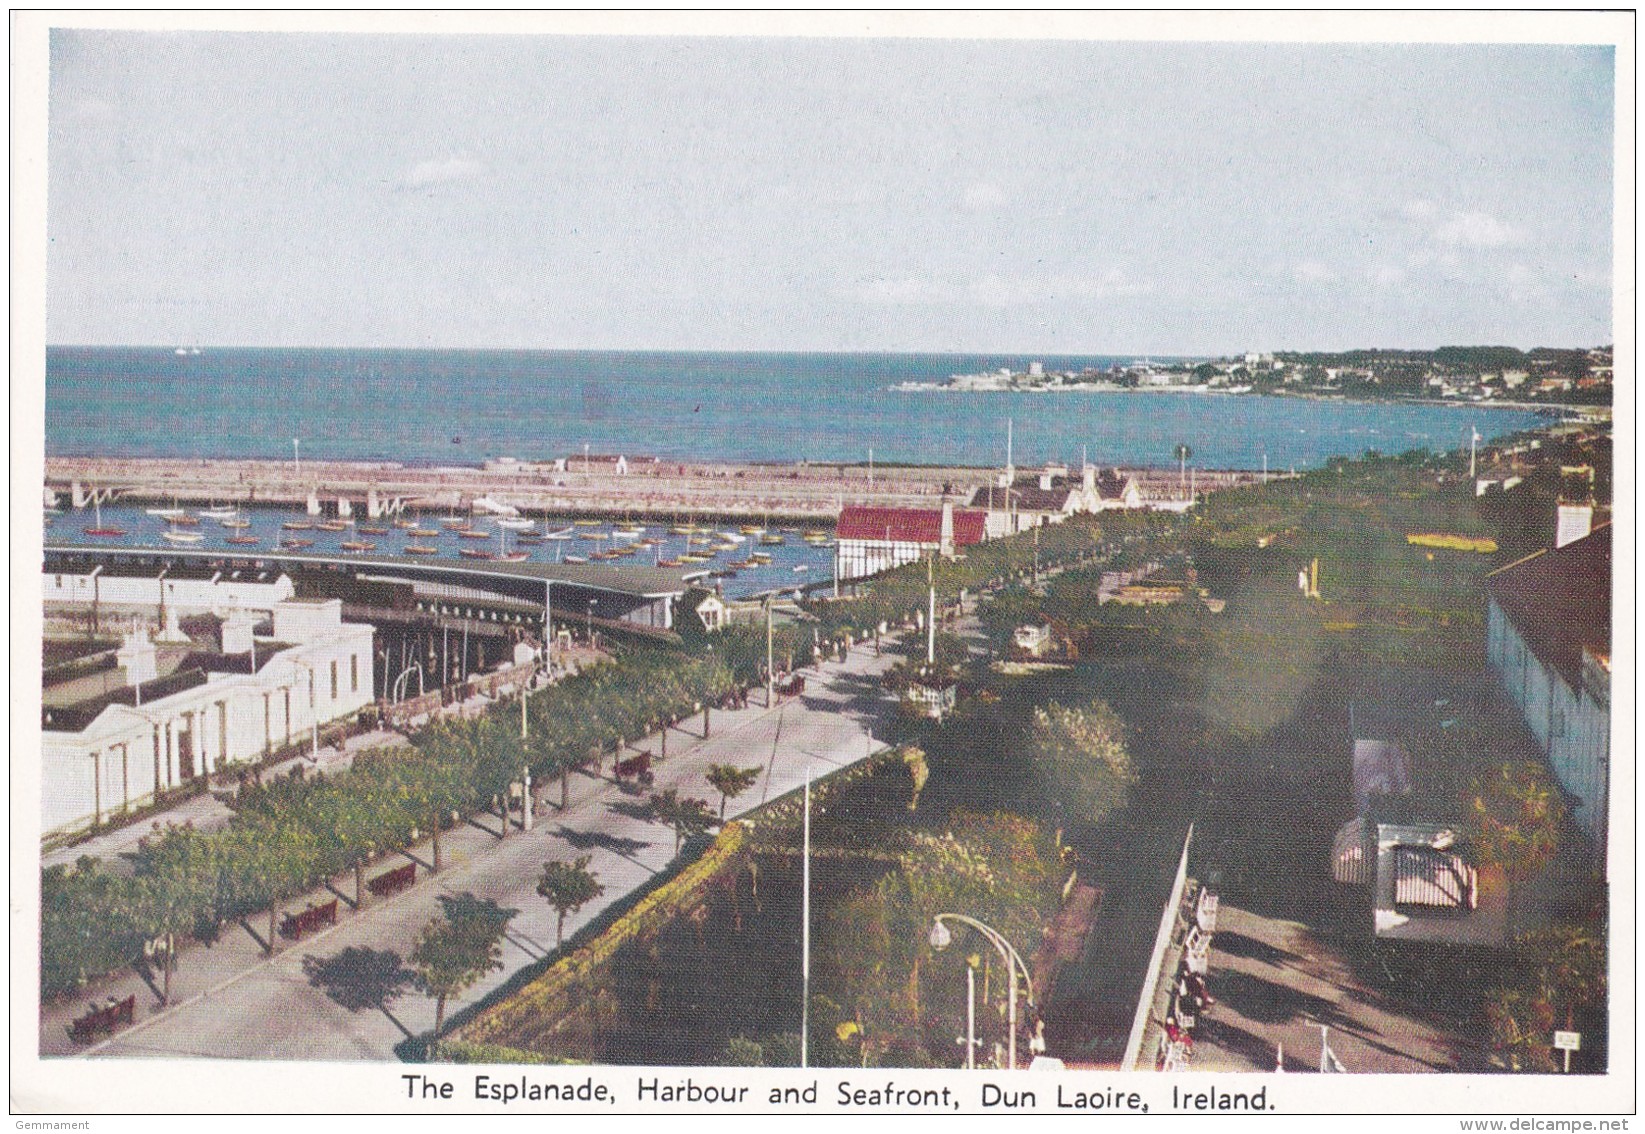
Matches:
[930,912,1036,1070]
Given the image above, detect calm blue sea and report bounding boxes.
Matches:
[45,347,1550,470]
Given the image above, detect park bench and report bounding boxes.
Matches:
[68,994,136,1043]
[279,898,339,940]
[367,862,416,898]
[614,750,655,787]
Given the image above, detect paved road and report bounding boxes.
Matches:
[43,638,900,1061]
[1187,903,1469,1073]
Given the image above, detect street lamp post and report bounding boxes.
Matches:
[586,599,596,645]
[543,580,554,673]
[930,913,1036,1070]
[293,438,301,482]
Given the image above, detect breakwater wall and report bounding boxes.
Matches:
[45,456,1266,523]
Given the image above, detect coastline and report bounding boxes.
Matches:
[889,381,1587,417]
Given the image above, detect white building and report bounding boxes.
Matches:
[834,502,987,582]
[1485,524,1611,860]
[1013,624,1055,658]
[41,591,375,839]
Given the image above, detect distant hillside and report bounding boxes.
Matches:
[1273,345,1606,377]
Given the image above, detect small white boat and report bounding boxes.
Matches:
[496,517,536,531]
[610,528,643,541]
[200,503,237,519]
[563,554,588,564]
[792,564,809,573]
[542,527,575,540]
[718,531,747,544]
[162,529,205,544]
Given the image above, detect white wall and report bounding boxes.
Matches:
[41,615,375,839]
[835,537,934,582]
[1487,599,1609,854]
[44,572,294,614]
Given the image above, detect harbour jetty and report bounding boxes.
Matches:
[44,456,1264,523]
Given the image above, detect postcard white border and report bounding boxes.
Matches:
[10,9,1635,1123]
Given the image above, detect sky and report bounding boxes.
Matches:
[42,29,1617,354]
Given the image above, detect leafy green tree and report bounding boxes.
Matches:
[129,822,222,1003]
[536,856,605,945]
[410,895,518,1039]
[40,857,141,998]
[648,789,715,853]
[1470,760,1565,930]
[132,868,208,1006]
[1028,700,1137,825]
[1485,920,1606,1072]
[705,764,762,819]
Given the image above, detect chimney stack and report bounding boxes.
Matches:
[220,608,258,655]
[117,627,158,687]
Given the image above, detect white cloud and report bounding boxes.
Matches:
[962,182,1009,210]
[1432,210,1527,248]
[403,156,485,188]
[1400,199,1439,221]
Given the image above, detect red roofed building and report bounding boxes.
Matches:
[835,501,987,581]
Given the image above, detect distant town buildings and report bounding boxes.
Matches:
[899,346,1612,405]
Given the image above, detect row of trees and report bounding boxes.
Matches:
[40,651,742,1000]
[802,515,1110,645]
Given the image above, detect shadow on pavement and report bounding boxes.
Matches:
[1214,968,1335,1025]
[554,825,650,858]
[1214,930,1307,968]
[605,799,656,823]
[1195,1014,1288,1070]
[302,946,413,1031]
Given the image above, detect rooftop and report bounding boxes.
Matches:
[968,481,1078,513]
[1486,523,1611,687]
[45,542,703,599]
[836,505,987,546]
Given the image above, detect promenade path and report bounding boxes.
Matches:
[1188,903,1470,1073]
[42,639,901,1061]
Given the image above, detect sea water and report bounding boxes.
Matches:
[45,346,1550,470]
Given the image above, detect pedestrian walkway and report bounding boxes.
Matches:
[41,637,901,1060]
[1187,903,1469,1073]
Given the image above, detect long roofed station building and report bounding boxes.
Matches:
[832,501,988,583]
